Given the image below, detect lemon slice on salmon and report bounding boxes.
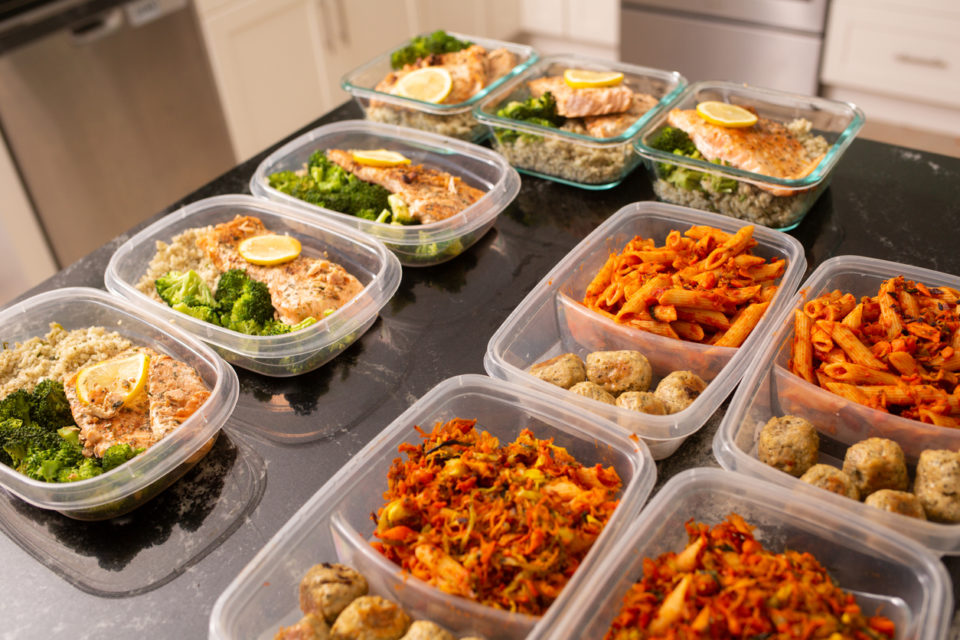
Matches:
[695,101,758,128]
[394,66,453,103]
[563,69,624,89]
[76,352,150,407]
[238,234,302,266]
[351,149,412,168]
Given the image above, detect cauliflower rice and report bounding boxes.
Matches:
[0,323,132,398]
[365,104,484,141]
[135,226,219,301]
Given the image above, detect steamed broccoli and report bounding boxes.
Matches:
[101,443,142,472]
[59,457,103,483]
[228,278,275,328]
[19,436,84,482]
[29,379,74,431]
[213,268,248,310]
[155,270,216,308]
[0,418,62,468]
[390,30,471,69]
[0,389,32,424]
[172,302,220,325]
[494,92,565,144]
[648,126,699,156]
[260,317,318,336]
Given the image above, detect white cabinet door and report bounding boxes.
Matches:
[410,0,521,41]
[199,0,333,161]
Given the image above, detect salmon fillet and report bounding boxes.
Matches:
[64,347,210,458]
[582,92,660,138]
[196,216,365,325]
[377,44,495,104]
[527,76,634,118]
[666,108,825,196]
[484,48,518,85]
[325,150,485,224]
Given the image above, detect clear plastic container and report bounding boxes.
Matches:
[209,374,655,640]
[485,201,805,459]
[529,468,952,640]
[341,32,538,142]
[474,54,686,189]
[249,120,521,267]
[634,81,864,231]
[0,287,239,520]
[714,255,960,554]
[105,194,401,376]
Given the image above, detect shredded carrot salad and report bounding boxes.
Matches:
[605,514,896,640]
[370,417,622,615]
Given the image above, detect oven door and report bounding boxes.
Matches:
[621,0,828,33]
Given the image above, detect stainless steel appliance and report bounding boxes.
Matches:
[620,0,829,95]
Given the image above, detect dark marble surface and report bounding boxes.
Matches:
[2,101,960,638]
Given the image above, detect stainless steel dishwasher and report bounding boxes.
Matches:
[620,0,829,95]
[0,0,234,266]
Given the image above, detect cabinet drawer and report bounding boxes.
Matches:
[822,0,960,108]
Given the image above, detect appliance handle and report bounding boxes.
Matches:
[70,7,124,45]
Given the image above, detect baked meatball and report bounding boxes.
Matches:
[585,350,653,394]
[654,370,707,414]
[529,353,586,389]
[615,391,668,415]
[842,437,908,498]
[330,595,411,640]
[799,464,859,500]
[275,614,330,640]
[864,489,927,520]
[299,563,369,623]
[399,620,455,640]
[914,449,960,522]
[568,381,616,405]
[756,415,819,477]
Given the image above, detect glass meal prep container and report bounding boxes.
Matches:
[0,287,239,521]
[528,468,952,640]
[249,120,521,267]
[209,374,655,640]
[105,194,401,377]
[340,31,538,143]
[485,201,805,460]
[634,80,864,231]
[474,54,687,190]
[715,255,960,555]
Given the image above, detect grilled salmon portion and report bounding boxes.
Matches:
[325,150,484,224]
[582,93,660,138]
[196,216,364,325]
[376,44,514,104]
[666,108,825,195]
[64,348,210,458]
[527,76,634,118]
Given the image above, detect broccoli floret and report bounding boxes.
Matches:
[214,268,249,312]
[59,457,103,483]
[495,92,565,144]
[390,30,471,69]
[172,302,220,324]
[229,278,275,328]
[19,437,85,482]
[101,443,142,472]
[29,379,74,431]
[0,418,62,468]
[0,389,32,424]
[260,317,318,336]
[648,126,698,156]
[156,270,217,308]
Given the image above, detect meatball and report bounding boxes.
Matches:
[399,620,455,640]
[756,415,819,477]
[568,381,616,405]
[585,350,653,394]
[615,391,668,415]
[299,563,369,623]
[330,595,411,640]
[864,489,927,520]
[842,437,908,497]
[914,449,960,523]
[654,370,707,414]
[275,614,330,640]
[799,464,859,500]
[529,353,586,389]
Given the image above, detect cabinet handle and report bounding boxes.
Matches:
[894,53,948,69]
[320,0,335,52]
[334,0,349,47]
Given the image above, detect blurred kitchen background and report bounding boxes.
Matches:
[1,0,958,306]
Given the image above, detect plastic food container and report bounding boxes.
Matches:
[529,468,952,640]
[474,54,686,189]
[0,287,238,520]
[634,81,864,231]
[341,32,537,142]
[209,375,655,640]
[105,194,401,376]
[714,255,960,554]
[249,120,521,267]
[485,201,805,459]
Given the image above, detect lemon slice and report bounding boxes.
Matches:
[394,66,453,103]
[563,69,624,89]
[77,352,150,408]
[238,234,302,266]
[351,149,412,168]
[695,101,758,128]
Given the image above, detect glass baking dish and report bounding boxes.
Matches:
[209,375,655,640]
[634,80,864,231]
[474,54,686,190]
[341,32,537,143]
[485,201,805,459]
